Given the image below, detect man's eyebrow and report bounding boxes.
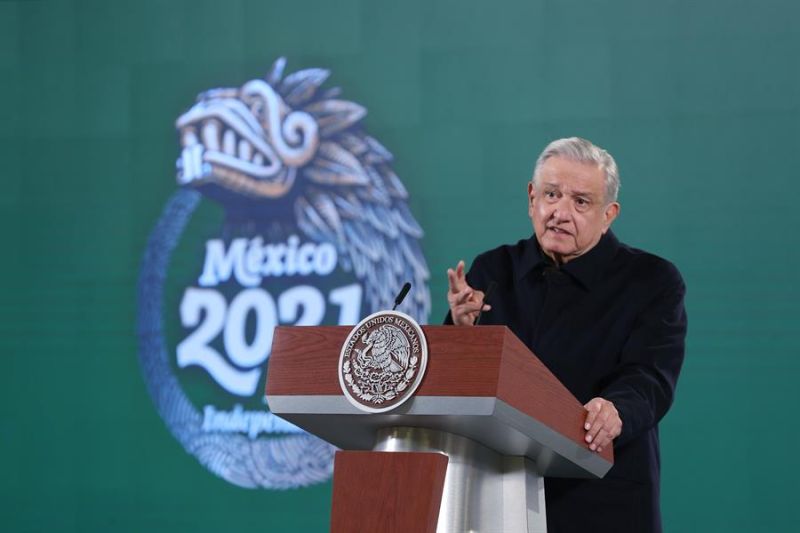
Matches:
[539,182,598,199]
[570,190,597,199]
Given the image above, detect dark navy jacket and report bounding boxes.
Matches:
[445,231,687,532]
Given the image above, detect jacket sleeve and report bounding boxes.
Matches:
[599,264,687,447]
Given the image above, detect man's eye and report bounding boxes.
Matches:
[545,191,557,198]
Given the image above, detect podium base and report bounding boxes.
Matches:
[374,426,547,533]
[331,450,448,533]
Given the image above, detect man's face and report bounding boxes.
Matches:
[528,156,620,264]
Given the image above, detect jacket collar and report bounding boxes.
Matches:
[516,230,620,290]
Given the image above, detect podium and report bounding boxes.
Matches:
[266,325,612,533]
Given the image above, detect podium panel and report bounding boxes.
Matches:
[266,325,613,532]
[331,451,448,533]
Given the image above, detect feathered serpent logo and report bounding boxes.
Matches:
[137,58,430,489]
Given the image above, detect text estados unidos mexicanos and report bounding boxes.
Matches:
[343,315,421,358]
[394,317,421,354]
[343,315,394,355]
[199,235,338,287]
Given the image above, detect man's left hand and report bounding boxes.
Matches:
[583,398,622,453]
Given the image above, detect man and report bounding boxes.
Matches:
[445,137,686,532]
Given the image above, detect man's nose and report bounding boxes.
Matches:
[552,202,571,221]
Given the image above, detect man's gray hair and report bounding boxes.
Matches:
[532,137,620,203]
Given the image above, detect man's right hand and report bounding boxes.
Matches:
[447,260,490,326]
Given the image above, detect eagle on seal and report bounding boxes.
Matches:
[358,324,411,373]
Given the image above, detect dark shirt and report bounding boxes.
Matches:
[444,231,687,533]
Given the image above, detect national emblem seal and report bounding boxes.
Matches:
[338,311,428,413]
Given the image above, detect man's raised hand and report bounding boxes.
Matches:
[446,260,490,326]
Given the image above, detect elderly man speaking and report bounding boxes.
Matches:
[445,137,687,533]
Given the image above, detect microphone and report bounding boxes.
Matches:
[473,281,497,325]
[392,282,412,310]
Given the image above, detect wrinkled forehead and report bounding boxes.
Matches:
[533,157,606,195]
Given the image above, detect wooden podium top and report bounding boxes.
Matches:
[266,325,612,478]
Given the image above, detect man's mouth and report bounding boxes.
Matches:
[547,226,572,236]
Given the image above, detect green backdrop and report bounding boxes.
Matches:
[2,0,798,531]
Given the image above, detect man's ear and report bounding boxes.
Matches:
[602,202,620,232]
[527,181,536,216]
